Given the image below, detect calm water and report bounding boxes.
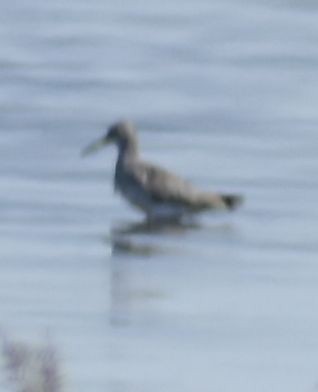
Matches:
[1,0,318,391]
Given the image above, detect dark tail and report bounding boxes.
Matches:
[221,194,244,210]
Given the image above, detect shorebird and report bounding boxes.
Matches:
[82,121,242,222]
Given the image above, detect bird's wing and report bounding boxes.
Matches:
[130,161,216,207]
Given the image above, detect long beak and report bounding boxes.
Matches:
[81,137,109,157]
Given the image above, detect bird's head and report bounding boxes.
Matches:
[82,121,138,157]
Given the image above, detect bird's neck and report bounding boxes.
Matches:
[115,143,138,191]
[117,139,139,164]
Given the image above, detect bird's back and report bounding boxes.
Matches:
[115,158,241,219]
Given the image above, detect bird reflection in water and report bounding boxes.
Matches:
[109,216,206,257]
[106,218,200,326]
[113,217,200,235]
[107,249,167,327]
[105,217,236,326]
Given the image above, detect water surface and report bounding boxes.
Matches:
[1,1,318,391]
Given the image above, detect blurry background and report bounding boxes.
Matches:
[1,0,318,391]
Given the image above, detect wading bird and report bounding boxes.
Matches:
[83,121,242,222]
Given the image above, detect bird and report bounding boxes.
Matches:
[82,121,243,222]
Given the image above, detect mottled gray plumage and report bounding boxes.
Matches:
[83,121,242,221]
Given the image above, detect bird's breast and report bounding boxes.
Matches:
[114,166,149,212]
